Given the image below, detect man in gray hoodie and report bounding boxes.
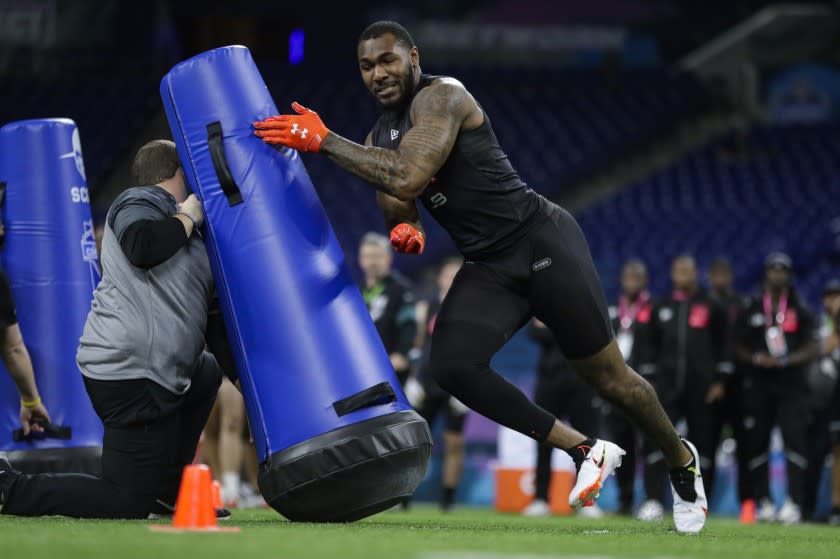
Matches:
[0,140,224,518]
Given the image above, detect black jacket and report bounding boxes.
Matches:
[649,289,732,395]
[362,273,417,371]
[708,289,747,379]
[734,288,818,377]
[607,294,658,379]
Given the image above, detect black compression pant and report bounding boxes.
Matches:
[429,204,613,442]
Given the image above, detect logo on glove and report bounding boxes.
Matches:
[291,123,308,139]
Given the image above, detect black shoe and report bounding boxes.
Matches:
[0,457,20,505]
[829,507,840,526]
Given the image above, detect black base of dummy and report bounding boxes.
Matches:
[258,410,432,522]
[2,447,102,475]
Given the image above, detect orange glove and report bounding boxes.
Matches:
[389,223,425,255]
[253,102,330,153]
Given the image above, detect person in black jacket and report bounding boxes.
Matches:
[358,232,417,384]
[733,252,820,524]
[638,255,730,521]
[706,257,749,506]
[606,259,657,515]
[522,318,602,518]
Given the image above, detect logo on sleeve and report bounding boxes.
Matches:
[429,192,448,208]
[532,258,552,271]
[391,129,400,141]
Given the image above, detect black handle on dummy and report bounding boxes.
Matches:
[12,422,72,442]
[206,121,243,206]
[332,382,397,417]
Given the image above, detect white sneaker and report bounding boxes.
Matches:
[757,498,777,523]
[669,439,708,534]
[636,499,665,522]
[522,499,551,517]
[777,498,801,525]
[568,439,626,510]
[238,482,267,509]
[577,503,604,519]
[221,472,240,508]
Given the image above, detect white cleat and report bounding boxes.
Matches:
[669,438,708,534]
[636,499,665,522]
[568,439,626,510]
[756,498,777,523]
[777,498,801,525]
[521,499,551,517]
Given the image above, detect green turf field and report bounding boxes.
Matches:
[2,506,839,559]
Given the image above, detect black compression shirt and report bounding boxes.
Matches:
[369,74,546,259]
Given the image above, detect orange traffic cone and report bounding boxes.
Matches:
[150,464,239,533]
[173,464,216,529]
[212,480,223,511]
[740,499,756,524]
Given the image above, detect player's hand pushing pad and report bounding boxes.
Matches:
[254,102,330,153]
[390,223,425,254]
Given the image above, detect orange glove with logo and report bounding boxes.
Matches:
[389,223,425,255]
[254,102,330,153]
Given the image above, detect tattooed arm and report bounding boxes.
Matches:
[362,131,425,234]
[320,79,477,200]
